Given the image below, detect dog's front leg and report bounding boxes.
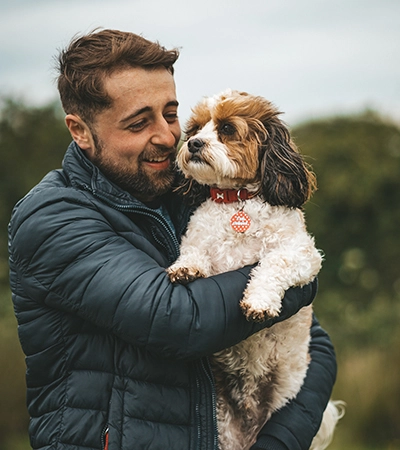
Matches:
[239,257,286,321]
[167,245,212,284]
[240,247,321,321]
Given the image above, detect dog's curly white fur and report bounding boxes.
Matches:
[167,89,343,449]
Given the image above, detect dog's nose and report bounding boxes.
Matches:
[187,138,205,153]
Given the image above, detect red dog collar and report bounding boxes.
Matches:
[210,188,253,204]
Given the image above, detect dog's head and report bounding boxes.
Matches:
[176,89,316,208]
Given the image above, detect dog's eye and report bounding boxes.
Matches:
[184,125,199,137]
[219,123,236,136]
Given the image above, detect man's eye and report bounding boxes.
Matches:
[128,120,146,131]
[165,112,178,123]
[219,123,236,136]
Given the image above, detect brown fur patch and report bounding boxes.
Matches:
[180,90,317,207]
[211,356,279,448]
[185,101,212,136]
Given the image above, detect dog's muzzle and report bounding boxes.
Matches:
[188,138,205,154]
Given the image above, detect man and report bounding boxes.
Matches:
[8,29,336,450]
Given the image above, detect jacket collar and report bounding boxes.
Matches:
[62,141,192,239]
[63,141,146,208]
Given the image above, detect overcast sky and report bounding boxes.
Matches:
[1,0,399,126]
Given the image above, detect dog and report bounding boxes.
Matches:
[167,89,344,449]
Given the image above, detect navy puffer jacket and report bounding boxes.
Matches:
[8,142,336,450]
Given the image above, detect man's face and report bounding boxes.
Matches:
[86,67,181,203]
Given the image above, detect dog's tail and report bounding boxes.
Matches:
[310,400,346,450]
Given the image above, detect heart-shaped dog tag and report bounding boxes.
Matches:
[230,210,251,233]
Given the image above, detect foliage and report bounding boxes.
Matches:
[0,97,70,448]
[0,287,29,446]
[0,98,399,448]
[293,111,400,348]
[0,97,71,286]
[292,111,400,448]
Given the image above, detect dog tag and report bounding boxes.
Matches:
[230,210,251,233]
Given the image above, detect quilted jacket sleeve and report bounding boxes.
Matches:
[9,184,315,362]
[249,315,337,450]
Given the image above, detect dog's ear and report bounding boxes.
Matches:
[259,119,316,208]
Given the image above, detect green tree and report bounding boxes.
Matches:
[0,98,71,449]
[294,110,400,348]
[293,111,400,448]
[0,97,71,285]
[1,98,400,449]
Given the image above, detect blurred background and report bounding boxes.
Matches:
[0,0,399,449]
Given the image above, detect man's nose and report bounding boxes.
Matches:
[152,119,178,148]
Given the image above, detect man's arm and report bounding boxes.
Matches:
[9,187,317,361]
[250,315,337,450]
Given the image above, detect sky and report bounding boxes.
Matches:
[0,0,399,126]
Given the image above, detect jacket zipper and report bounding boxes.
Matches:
[88,185,209,448]
[203,358,219,450]
[101,425,109,450]
[195,369,202,448]
[197,358,219,450]
[88,187,181,261]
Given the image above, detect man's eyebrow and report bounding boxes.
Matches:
[166,100,179,108]
[119,101,179,124]
[120,106,151,124]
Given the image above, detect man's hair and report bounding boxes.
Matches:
[56,29,180,124]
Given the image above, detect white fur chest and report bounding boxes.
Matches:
[180,197,307,275]
[168,196,321,321]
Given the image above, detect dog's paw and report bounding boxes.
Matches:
[240,299,280,322]
[240,284,283,322]
[167,266,205,284]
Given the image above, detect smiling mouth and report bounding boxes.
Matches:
[147,155,170,163]
[143,154,173,170]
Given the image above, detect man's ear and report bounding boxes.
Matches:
[65,114,95,155]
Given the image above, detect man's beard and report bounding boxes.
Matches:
[91,134,176,203]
